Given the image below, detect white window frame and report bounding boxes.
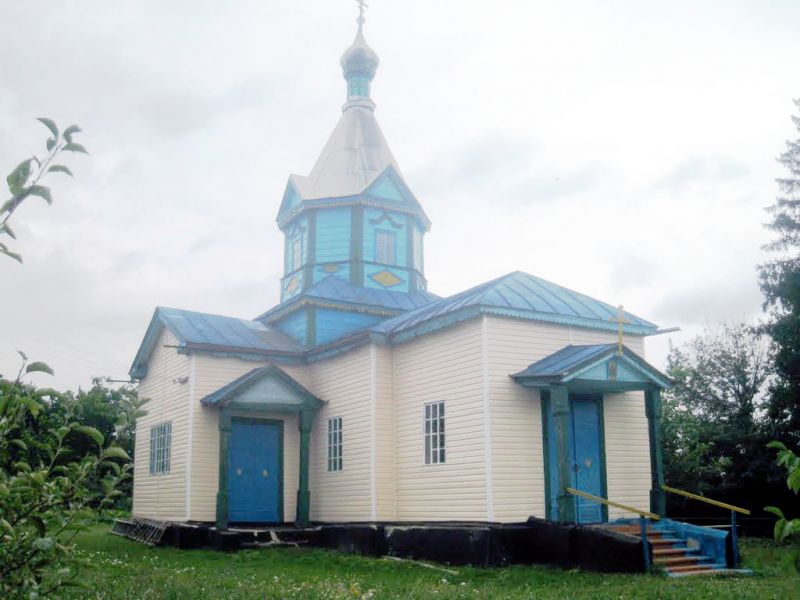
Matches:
[424,401,446,465]
[149,421,172,475]
[327,416,343,472]
[290,235,303,272]
[375,230,397,265]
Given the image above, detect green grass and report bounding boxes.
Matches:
[67,525,799,599]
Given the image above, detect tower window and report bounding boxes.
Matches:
[290,235,303,272]
[424,401,446,465]
[375,230,396,265]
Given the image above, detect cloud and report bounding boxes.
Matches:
[1,0,796,390]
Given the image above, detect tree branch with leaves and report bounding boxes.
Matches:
[2,118,87,263]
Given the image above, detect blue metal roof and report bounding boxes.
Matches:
[512,344,617,378]
[258,275,440,321]
[130,307,306,377]
[511,343,672,389]
[370,271,658,340]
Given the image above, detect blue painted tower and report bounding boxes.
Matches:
[260,18,436,347]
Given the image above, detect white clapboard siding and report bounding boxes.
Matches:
[309,345,372,521]
[189,354,307,523]
[133,330,191,521]
[484,316,648,522]
[394,318,487,521]
[373,344,396,520]
[603,392,652,519]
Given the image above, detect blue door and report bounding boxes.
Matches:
[228,418,282,523]
[570,395,605,523]
[545,394,606,523]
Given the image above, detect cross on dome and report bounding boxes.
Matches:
[341,0,379,106]
[356,0,368,26]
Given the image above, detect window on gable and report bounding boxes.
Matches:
[424,401,446,465]
[149,422,172,475]
[290,235,303,272]
[327,417,343,472]
[375,230,396,265]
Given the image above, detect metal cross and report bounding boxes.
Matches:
[610,305,631,356]
[356,0,368,25]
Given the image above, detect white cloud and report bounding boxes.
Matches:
[0,0,796,389]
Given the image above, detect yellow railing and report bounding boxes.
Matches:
[565,487,660,520]
[662,485,751,515]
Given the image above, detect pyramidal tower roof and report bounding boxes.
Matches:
[286,8,413,204]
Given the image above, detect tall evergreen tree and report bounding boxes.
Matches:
[760,99,800,445]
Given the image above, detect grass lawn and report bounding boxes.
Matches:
[67,524,799,599]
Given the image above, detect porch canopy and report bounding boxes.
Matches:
[201,363,323,529]
[511,344,671,521]
[510,343,671,393]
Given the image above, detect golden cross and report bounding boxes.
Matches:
[356,0,368,25]
[610,305,631,356]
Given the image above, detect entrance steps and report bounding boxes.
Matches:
[603,522,747,577]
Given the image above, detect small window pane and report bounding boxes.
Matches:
[149,422,172,475]
[424,401,446,465]
[327,417,343,472]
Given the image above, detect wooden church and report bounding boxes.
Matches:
[129,13,672,533]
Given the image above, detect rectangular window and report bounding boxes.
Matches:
[290,236,303,272]
[327,417,343,472]
[424,401,446,465]
[375,230,396,265]
[149,422,172,475]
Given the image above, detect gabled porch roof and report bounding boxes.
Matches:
[200,363,323,412]
[511,344,672,392]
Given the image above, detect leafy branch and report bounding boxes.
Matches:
[1,118,87,263]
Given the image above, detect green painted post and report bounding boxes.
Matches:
[730,510,739,568]
[350,206,364,286]
[640,516,651,572]
[645,387,667,517]
[552,385,575,523]
[296,410,313,527]
[303,209,317,291]
[306,306,317,347]
[216,407,232,530]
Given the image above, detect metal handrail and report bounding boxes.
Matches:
[662,485,751,515]
[564,487,658,571]
[565,487,661,520]
[662,484,748,569]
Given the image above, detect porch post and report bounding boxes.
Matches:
[216,406,232,530]
[645,387,667,516]
[552,384,575,523]
[296,409,313,527]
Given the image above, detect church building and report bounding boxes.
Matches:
[129,14,671,531]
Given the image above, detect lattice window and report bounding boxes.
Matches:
[375,230,396,265]
[327,417,343,472]
[149,422,172,475]
[424,401,446,465]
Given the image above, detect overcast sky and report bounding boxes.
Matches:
[1,0,798,390]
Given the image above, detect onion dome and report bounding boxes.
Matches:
[340,22,379,105]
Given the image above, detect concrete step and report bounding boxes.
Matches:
[667,564,716,575]
[652,547,695,558]
[655,555,711,567]
[649,537,683,547]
